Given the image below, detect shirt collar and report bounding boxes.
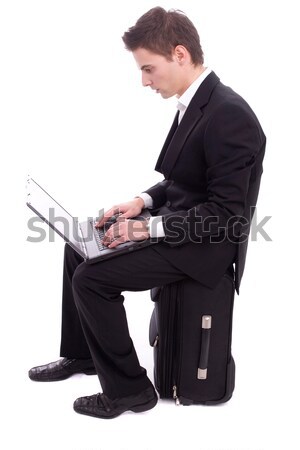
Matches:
[177,67,212,112]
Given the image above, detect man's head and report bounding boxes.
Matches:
[122,7,205,98]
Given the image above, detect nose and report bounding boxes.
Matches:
[142,72,152,87]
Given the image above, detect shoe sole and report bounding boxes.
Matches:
[82,369,97,375]
[130,395,158,413]
[74,395,158,419]
[29,368,97,382]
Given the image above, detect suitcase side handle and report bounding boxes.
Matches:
[197,315,212,380]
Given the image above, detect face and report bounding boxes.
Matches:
[132,47,185,99]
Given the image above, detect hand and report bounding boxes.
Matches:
[101,217,150,249]
[95,197,145,228]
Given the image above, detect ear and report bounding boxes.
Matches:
[173,45,188,64]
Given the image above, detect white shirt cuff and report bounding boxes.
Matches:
[137,192,154,209]
[148,216,165,238]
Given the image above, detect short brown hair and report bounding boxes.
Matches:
[122,7,204,65]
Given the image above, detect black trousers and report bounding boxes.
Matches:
[60,243,188,399]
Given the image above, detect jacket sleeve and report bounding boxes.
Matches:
[162,102,266,245]
[143,179,172,209]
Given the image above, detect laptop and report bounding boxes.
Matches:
[26,177,156,263]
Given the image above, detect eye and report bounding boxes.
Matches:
[142,66,153,74]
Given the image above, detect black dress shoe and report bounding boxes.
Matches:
[28,357,97,381]
[73,386,158,419]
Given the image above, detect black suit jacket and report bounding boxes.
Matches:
[145,72,266,293]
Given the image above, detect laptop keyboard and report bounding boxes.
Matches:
[92,221,106,250]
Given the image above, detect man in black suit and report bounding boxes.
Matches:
[28,7,266,419]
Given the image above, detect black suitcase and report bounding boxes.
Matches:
[149,272,235,405]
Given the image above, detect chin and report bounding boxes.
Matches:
[160,92,171,99]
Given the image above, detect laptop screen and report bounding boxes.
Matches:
[26,178,84,254]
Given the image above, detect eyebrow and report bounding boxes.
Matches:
[140,64,152,71]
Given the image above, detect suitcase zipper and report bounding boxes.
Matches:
[158,284,177,397]
[172,385,180,406]
[172,283,183,406]
[157,282,182,403]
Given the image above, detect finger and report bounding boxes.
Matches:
[118,211,132,220]
[101,223,122,245]
[101,234,119,247]
[96,207,120,227]
[108,237,124,249]
[108,222,123,238]
[102,232,124,248]
[95,212,112,228]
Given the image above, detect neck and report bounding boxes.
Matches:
[192,64,206,81]
[178,64,206,96]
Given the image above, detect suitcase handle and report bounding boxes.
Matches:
[197,315,212,379]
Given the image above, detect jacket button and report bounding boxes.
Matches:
[166,201,171,207]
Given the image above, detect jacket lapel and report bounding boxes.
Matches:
[154,110,179,172]
[155,71,220,178]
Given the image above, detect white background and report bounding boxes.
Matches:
[1,1,300,449]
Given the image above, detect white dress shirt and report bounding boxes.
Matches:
[177,67,212,123]
[139,67,212,238]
